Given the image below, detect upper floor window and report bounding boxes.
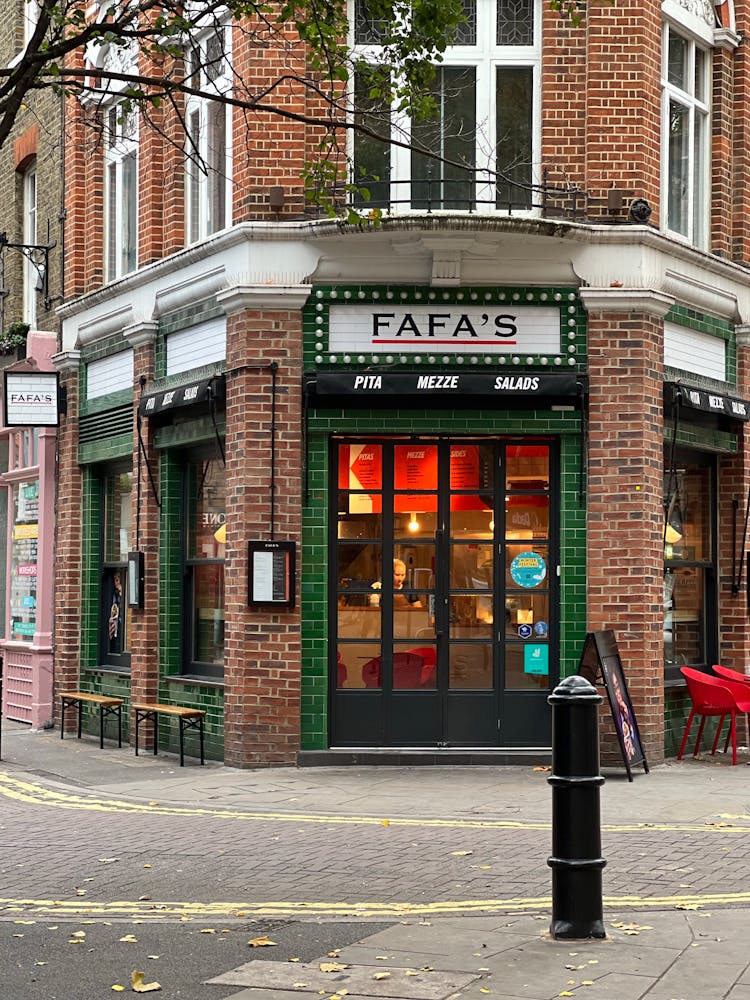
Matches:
[104,104,138,281]
[351,0,539,213]
[185,21,233,243]
[22,164,37,328]
[23,0,41,48]
[661,22,710,247]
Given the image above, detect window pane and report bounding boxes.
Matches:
[411,67,476,210]
[496,66,533,210]
[107,161,117,281]
[692,111,707,247]
[395,443,438,489]
[505,643,549,689]
[667,100,689,235]
[394,645,437,688]
[450,643,492,688]
[668,29,688,90]
[188,109,201,243]
[353,68,392,208]
[187,459,226,558]
[664,465,711,561]
[105,567,130,656]
[122,151,137,274]
[337,541,382,601]
[497,0,534,45]
[104,472,133,562]
[337,641,381,687]
[354,0,387,44]
[663,566,705,667]
[505,444,549,489]
[208,101,227,233]
[192,563,225,664]
[694,47,708,102]
[452,0,477,44]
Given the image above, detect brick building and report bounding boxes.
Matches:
[52,0,750,766]
[0,1,63,726]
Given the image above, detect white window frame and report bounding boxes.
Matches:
[23,0,41,48]
[22,165,37,328]
[661,19,711,248]
[185,17,233,244]
[104,102,139,281]
[349,0,541,215]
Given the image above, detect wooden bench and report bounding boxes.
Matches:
[60,692,124,749]
[132,703,206,766]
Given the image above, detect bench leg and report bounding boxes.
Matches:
[60,698,67,739]
[179,717,185,767]
[118,705,122,748]
[78,701,83,740]
[135,710,140,756]
[153,714,158,756]
[199,716,204,766]
[98,705,104,749]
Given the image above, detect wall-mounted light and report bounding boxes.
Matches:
[407,513,420,533]
[665,498,683,545]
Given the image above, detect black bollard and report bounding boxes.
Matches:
[547,674,606,939]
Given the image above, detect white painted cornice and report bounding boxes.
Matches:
[52,350,81,373]
[216,284,312,314]
[579,287,676,317]
[123,320,158,348]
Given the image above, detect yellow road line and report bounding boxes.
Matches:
[0,771,748,834]
[1,891,749,920]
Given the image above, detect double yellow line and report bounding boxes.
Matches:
[1,772,748,833]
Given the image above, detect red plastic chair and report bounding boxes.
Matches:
[678,667,748,765]
[362,657,381,687]
[393,652,428,689]
[711,665,750,751]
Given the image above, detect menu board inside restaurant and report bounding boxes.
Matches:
[10,479,38,641]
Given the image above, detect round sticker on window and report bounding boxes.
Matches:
[510,551,547,589]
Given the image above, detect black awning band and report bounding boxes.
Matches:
[665,382,750,422]
[307,371,582,399]
[138,375,226,417]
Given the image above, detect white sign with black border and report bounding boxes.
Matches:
[3,371,61,427]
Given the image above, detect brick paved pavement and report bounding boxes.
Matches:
[3,721,750,998]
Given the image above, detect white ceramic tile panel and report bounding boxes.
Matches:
[86,349,134,399]
[166,317,226,375]
[664,322,726,382]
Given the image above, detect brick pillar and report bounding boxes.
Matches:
[217,285,309,767]
[580,288,674,767]
[721,325,750,673]
[123,323,160,742]
[52,351,83,724]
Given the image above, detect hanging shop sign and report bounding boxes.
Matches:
[311,371,579,398]
[3,371,61,427]
[248,540,296,609]
[328,305,561,355]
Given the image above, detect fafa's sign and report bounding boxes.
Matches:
[3,371,60,427]
[328,305,561,355]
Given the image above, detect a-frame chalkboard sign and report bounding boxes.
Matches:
[578,630,649,781]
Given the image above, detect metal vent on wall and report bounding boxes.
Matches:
[78,404,132,444]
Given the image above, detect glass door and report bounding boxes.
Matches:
[332,438,556,748]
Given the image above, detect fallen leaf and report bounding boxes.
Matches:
[320,963,349,973]
[582,981,594,986]
[293,984,308,989]
[131,970,162,993]
[34,962,46,967]
[533,765,551,771]
[149,802,159,807]
[676,903,700,911]
[72,931,86,938]
[120,934,138,943]
[479,989,490,994]
[147,956,160,960]
[450,850,473,856]
[14,920,35,925]
[75,889,87,896]
[12,933,23,938]
[373,972,391,980]
[139,896,151,902]
[406,970,420,976]
[111,987,125,993]
[200,929,217,934]
[143,864,152,869]
[98,858,119,863]
[381,820,390,826]
[289,958,301,963]
[248,936,277,947]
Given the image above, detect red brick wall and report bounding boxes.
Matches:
[54,364,83,725]
[222,306,303,766]
[128,345,161,725]
[586,307,666,765]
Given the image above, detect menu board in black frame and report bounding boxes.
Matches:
[578,629,649,781]
[248,540,296,609]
